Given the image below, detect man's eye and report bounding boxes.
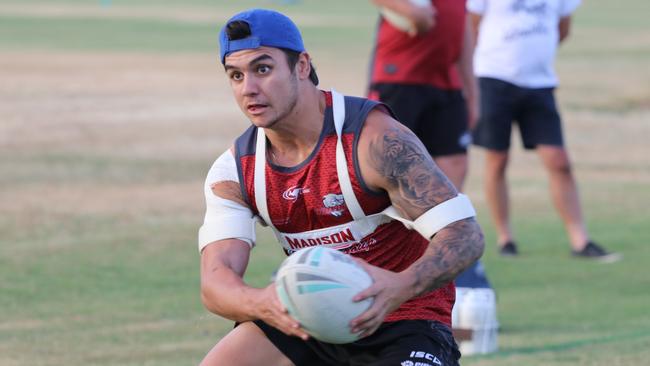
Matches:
[230,72,243,81]
[257,65,271,74]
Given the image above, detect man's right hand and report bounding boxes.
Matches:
[252,284,310,340]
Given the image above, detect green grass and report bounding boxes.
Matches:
[0,152,205,185]
[0,16,216,52]
[0,0,377,53]
[0,16,375,53]
[1,0,649,365]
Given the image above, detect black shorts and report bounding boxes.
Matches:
[370,83,470,157]
[473,77,564,151]
[254,319,460,366]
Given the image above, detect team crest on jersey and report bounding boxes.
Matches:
[282,186,310,201]
[319,193,345,217]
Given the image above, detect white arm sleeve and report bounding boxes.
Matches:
[382,194,477,240]
[198,149,256,253]
[412,194,476,239]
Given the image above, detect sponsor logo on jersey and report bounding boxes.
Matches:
[348,237,377,254]
[282,227,357,250]
[282,186,310,201]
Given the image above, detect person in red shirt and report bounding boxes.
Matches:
[369,3,495,349]
[369,0,478,190]
[198,8,484,366]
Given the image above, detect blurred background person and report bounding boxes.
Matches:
[468,0,620,261]
[368,0,479,190]
[368,0,498,355]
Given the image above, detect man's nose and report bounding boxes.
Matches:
[241,74,259,96]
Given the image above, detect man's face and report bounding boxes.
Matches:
[224,46,299,129]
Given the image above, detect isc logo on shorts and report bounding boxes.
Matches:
[401,350,443,366]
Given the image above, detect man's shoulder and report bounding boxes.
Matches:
[343,94,377,114]
[342,94,395,133]
[358,106,404,146]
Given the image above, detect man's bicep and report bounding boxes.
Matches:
[360,113,458,219]
[200,239,251,278]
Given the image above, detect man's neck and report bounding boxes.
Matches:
[264,86,326,167]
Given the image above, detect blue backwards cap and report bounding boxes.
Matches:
[219,9,306,64]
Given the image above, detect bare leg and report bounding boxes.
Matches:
[484,150,513,247]
[536,145,589,250]
[200,322,295,366]
[434,153,468,191]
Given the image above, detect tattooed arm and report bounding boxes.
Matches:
[350,109,485,336]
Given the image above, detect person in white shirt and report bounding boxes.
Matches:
[467,0,620,261]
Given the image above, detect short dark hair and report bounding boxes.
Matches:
[224,20,319,85]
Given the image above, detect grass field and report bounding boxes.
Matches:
[1,0,649,365]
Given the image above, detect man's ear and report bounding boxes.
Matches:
[296,52,312,81]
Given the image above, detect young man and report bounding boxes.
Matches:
[198,8,485,365]
[468,0,619,260]
[368,0,479,189]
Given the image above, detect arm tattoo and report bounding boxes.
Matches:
[412,219,485,295]
[369,127,485,294]
[369,127,456,211]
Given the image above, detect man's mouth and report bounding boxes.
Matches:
[247,103,268,114]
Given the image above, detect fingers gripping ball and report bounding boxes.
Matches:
[275,247,373,344]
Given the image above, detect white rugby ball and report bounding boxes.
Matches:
[380,0,430,33]
[275,246,373,344]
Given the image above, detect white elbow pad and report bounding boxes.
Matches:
[198,196,256,253]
